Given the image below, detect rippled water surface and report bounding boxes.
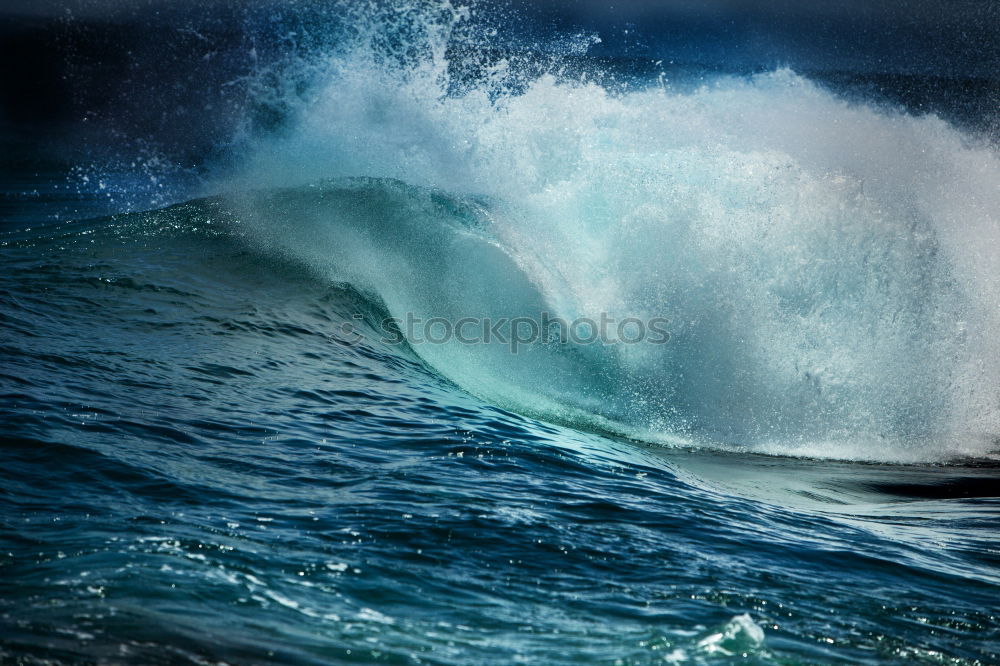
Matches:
[2,208,998,664]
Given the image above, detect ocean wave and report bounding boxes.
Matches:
[24,0,1000,463]
[161,1,998,463]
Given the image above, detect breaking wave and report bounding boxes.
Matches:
[214,1,1000,462]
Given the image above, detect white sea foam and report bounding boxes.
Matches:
[226,1,1000,462]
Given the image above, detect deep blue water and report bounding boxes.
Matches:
[3,187,999,665]
[2,2,1000,664]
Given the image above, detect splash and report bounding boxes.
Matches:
[223,1,1000,462]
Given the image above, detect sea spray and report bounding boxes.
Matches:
[223,1,1000,462]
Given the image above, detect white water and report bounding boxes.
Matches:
[224,1,1000,462]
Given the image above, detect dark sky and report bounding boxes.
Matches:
[2,0,996,75]
[517,0,999,76]
[1,0,995,26]
[1,0,997,176]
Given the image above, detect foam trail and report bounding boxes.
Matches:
[224,1,1000,462]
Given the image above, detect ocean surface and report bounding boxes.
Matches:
[2,2,999,664]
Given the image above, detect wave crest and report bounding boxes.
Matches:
[221,2,1000,462]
